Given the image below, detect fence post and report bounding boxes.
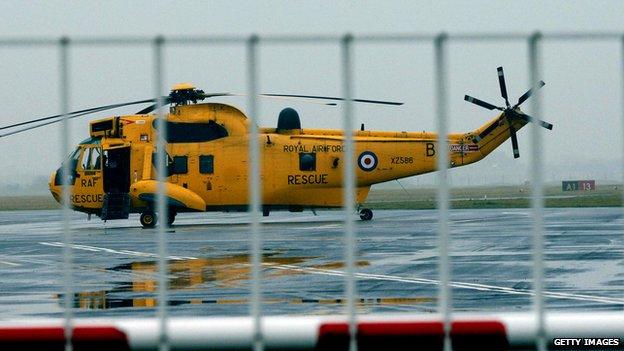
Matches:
[434,32,452,351]
[153,35,170,351]
[246,34,264,351]
[59,35,73,351]
[528,31,546,351]
[341,33,357,351]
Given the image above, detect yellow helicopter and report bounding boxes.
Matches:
[1,67,552,228]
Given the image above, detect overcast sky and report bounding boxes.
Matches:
[1,1,623,192]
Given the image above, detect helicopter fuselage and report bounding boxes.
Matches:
[48,102,526,221]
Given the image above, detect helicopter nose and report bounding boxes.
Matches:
[49,171,61,204]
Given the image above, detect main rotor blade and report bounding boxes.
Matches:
[497,67,510,108]
[196,92,340,107]
[136,93,242,114]
[464,95,503,111]
[0,105,114,138]
[514,81,545,108]
[0,98,157,131]
[514,111,553,130]
[260,93,403,106]
[224,93,337,106]
[135,96,172,114]
[509,125,520,159]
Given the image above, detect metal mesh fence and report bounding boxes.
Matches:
[0,32,622,350]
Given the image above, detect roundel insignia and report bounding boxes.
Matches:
[358,151,378,172]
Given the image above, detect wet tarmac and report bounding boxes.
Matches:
[0,208,622,319]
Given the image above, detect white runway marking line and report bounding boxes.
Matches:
[35,242,623,305]
[38,242,198,261]
[263,263,624,305]
[0,260,21,267]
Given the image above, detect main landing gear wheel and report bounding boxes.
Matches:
[140,212,157,228]
[359,208,373,221]
[167,211,176,226]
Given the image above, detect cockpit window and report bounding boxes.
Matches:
[79,137,101,145]
[55,147,81,186]
[80,147,102,170]
[67,147,81,162]
[153,120,228,143]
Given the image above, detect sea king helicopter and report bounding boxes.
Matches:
[1,67,552,228]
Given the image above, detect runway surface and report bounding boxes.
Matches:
[0,208,622,319]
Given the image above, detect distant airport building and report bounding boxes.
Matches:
[562,180,595,191]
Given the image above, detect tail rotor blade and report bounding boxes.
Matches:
[465,67,549,160]
[497,67,510,108]
[515,111,553,130]
[464,95,502,111]
[515,81,545,108]
[509,125,520,158]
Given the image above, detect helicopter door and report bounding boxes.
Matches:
[72,145,104,211]
[103,146,131,194]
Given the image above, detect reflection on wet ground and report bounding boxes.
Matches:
[60,255,388,310]
[0,208,622,317]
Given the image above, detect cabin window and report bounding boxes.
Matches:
[299,152,316,171]
[199,155,214,174]
[151,151,174,176]
[153,120,228,143]
[172,156,188,174]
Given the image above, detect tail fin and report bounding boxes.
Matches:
[449,112,529,167]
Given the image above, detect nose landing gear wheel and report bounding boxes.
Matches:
[140,212,157,228]
[359,208,373,221]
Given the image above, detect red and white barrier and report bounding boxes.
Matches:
[0,312,621,350]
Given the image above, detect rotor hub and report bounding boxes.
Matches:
[169,83,205,105]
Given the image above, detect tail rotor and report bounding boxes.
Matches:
[464,66,553,159]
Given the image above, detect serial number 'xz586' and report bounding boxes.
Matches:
[390,156,414,164]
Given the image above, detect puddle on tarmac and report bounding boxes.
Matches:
[58,252,305,309]
[56,253,425,310]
